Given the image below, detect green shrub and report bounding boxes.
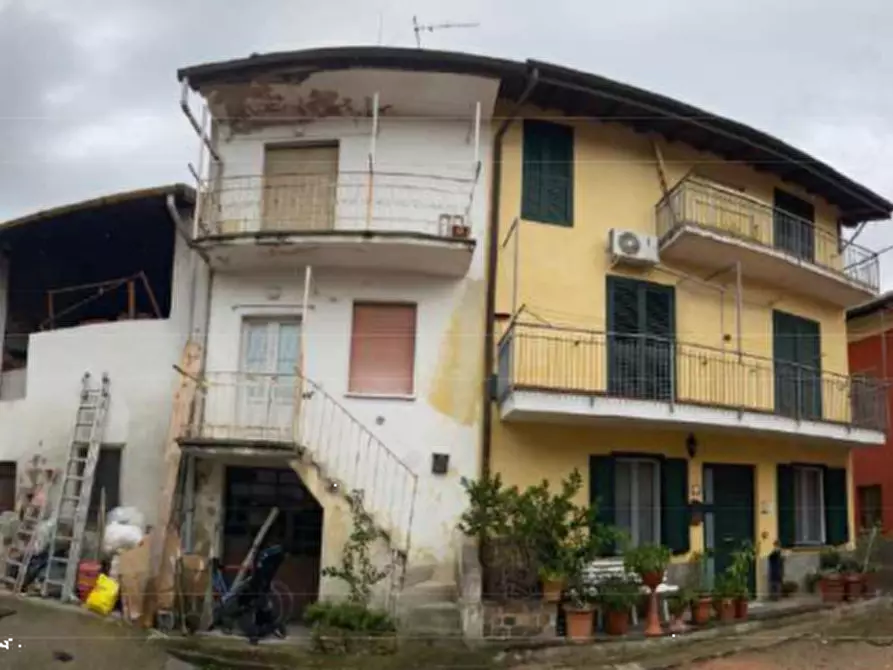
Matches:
[623,544,671,577]
[595,575,641,612]
[304,601,396,634]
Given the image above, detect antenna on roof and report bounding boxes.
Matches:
[412,15,480,48]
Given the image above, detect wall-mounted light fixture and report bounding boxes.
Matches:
[685,433,698,459]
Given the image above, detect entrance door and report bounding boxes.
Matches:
[703,464,755,594]
[238,319,301,441]
[607,276,675,401]
[223,466,324,621]
[262,145,338,232]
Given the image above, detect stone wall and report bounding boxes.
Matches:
[483,600,558,639]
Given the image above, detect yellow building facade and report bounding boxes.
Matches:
[487,78,891,594]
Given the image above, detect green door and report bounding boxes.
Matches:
[704,464,755,594]
[773,310,822,421]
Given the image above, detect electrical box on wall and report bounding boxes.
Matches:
[431,453,449,475]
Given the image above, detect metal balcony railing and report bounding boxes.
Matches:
[196,170,477,240]
[497,322,887,432]
[655,178,880,292]
[185,371,418,554]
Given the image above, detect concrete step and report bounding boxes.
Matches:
[399,602,462,637]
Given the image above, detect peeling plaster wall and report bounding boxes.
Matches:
[203,111,492,577]
[0,235,206,522]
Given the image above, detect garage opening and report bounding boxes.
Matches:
[223,466,323,621]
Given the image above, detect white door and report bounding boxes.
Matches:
[237,319,301,440]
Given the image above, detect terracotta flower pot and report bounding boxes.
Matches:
[564,607,594,641]
[863,572,877,598]
[541,577,565,604]
[843,574,862,602]
[641,570,664,590]
[605,609,630,636]
[734,597,748,620]
[451,223,470,238]
[692,597,712,625]
[715,598,735,623]
[819,575,845,603]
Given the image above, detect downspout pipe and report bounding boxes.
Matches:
[480,68,539,480]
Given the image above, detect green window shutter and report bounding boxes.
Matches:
[590,455,616,556]
[660,458,690,555]
[607,276,642,335]
[521,120,573,226]
[824,467,849,546]
[777,464,795,548]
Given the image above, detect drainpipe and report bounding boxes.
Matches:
[480,69,539,480]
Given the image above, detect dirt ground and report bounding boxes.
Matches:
[0,595,175,670]
[691,610,893,670]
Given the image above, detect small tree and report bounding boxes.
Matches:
[322,490,389,605]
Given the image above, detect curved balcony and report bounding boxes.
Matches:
[656,178,879,306]
[193,171,477,276]
[496,322,886,446]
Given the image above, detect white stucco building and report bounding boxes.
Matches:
[0,185,206,530]
[174,47,510,624]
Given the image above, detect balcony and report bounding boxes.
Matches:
[194,171,477,276]
[497,322,886,446]
[656,179,880,306]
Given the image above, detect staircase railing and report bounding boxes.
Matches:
[186,370,419,557]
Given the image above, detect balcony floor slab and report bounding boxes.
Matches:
[500,388,885,447]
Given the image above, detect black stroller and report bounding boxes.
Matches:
[214,544,288,644]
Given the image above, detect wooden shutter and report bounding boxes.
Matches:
[773,310,822,420]
[824,467,849,546]
[262,145,338,232]
[589,455,617,556]
[521,120,574,226]
[661,458,690,555]
[776,464,795,548]
[348,303,417,395]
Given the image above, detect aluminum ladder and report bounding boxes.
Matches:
[41,372,111,601]
[1,470,56,594]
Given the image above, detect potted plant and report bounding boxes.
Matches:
[596,575,641,636]
[667,588,692,633]
[564,572,596,641]
[862,563,879,598]
[539,565,567,604]
[712,576,736,623]
[686,552,712,626]
[818,548,844,603]
[728,542,755,620]
[623,544,672,589]
[840,557,863,602]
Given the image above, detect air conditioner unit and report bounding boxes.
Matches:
[608,229,660,267]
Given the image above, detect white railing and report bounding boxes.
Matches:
[197,170,477,241]
[187,371,418,555]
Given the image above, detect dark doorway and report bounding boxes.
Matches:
[0,462,15,512]
[223,466,323,621]
[703,463,756,595]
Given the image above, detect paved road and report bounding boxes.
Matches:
[0,595,175,670]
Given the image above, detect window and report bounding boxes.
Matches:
[348,303,417,396]
[614,458,661,547]
[0,462,15,512]
[858,485,883,530]
[773,188,815,262]
[521,120,574,226]
[89,447,121,523]
[793,466,824,545]
[773,310,822,420]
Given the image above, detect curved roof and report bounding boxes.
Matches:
[178,46,892,224]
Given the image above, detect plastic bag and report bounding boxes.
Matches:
[85,574,120,616]
[102,523,143,556]
[106,506,145,530]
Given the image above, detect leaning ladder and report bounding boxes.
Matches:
[0,469,56,594]
[41,372,111,601]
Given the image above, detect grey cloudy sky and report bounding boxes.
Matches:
[2,0,892,280]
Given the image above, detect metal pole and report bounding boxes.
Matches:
[366,92,379,230]
[179,79,220,163]
[473,101,482,166]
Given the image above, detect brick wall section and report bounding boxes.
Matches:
[483,600,558,639]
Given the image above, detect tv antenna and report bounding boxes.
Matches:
[413,15,480,48]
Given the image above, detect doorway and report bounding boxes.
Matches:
[223,466,323,621]
[237,318,301,441]
[703,463,756,594]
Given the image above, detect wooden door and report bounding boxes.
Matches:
[261,145,338,232]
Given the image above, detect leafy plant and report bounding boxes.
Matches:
[623,544,671,577]
[819,548,841,573]
[684,551,711,598]
[595,575,641,613]
[839,556,861,575]
[667,588,693,617]
[725,541,755,599]
[304,601,395,634]
[712,574,737,601]
[321,490,390,606]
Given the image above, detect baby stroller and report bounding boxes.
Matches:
[214,544,288,644]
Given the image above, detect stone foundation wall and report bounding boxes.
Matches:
[483,600,558,639]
